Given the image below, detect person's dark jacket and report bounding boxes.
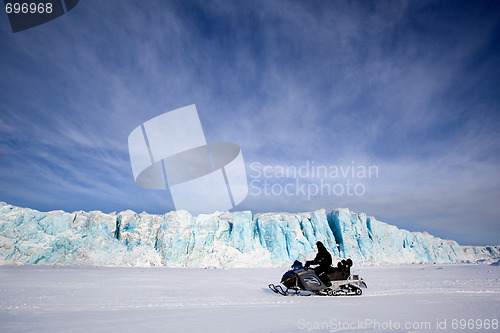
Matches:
[305,243,332,269]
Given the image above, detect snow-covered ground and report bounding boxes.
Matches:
[0,264,499,332]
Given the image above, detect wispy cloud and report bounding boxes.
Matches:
[0,0,498,244]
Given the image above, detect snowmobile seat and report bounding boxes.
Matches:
[326,258,353,280]
[326,267,348,281]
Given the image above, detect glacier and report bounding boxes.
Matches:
[0,202,498,267]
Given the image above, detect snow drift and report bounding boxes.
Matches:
[0,202,498,267]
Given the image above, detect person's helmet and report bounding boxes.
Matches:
[346,258,353,267]
[316,241,324,248]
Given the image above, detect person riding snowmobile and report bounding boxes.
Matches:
[304,241,332,284]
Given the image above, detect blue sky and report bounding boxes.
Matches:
[0,0,499,245]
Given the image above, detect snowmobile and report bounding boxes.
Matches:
[268,259,367,296]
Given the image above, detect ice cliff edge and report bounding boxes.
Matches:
[0,202,498,267]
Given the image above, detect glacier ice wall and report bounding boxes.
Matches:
[0,202,498,267]
[327,210,470,264]
[462,246,500,263]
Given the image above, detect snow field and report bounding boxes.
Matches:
[0,264,499,332]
